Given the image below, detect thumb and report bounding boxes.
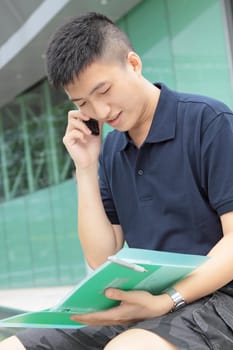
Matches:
[105,288,139,302]
[105,288,128,301]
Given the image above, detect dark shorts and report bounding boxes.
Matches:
[17,288,233,350]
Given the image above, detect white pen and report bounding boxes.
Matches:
[108,256,147,272]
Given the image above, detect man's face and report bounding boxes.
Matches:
[65,52,146,132]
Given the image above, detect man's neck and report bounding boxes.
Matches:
[129,83,161,148]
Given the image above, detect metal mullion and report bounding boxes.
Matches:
[34,158,45,184]
[0,114,10,201]
[19,97,35,193]
[26,105,41,125]
[60,156,72,181]
[222,0,233,95]
[4,106,18,123]
[43,81,59,185]
[9,162,25,198]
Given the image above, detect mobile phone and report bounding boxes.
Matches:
[84,119,100,135]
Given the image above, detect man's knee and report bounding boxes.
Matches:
[104,328,178,350]
[0,335,26,350]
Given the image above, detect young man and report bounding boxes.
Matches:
[1,11,233,350]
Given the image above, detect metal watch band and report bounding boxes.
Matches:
[164,287,186,312]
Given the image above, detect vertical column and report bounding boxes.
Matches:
[43,81,59,185]
[43,82,61,283]
[19,97,35,193]
[0,113,10,201]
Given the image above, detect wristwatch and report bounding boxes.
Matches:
[164,287,186,312]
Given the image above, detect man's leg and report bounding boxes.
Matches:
[104,329,178,350]
[0,326,121,350]
[0,329,178,350]
[0,336,26,350]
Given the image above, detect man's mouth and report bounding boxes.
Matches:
[107,112,121,126]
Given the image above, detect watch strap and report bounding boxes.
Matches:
[164,287,186,312]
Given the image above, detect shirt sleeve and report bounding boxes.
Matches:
[201,112,233,216]
[98,151,120,225]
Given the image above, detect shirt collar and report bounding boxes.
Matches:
[117,83,177,150]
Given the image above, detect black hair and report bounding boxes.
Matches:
[46,12,133,88]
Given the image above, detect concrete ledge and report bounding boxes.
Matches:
[0,286,73,311]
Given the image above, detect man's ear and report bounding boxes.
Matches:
[127,51,142,74]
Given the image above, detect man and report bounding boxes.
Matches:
[1,11,233,350]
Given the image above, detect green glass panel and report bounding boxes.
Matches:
[48,180,86,285]
[25,190,59,286]
[166,0,233,107]
[125,0,175,86]
[2,198,33,287]
[0,206,9,287]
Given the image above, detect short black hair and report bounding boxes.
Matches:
[46,12,133,88]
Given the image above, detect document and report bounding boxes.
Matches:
[0,247,208,328]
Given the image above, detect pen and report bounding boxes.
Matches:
[108,256,147,272]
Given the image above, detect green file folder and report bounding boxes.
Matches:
[0,247,208,329]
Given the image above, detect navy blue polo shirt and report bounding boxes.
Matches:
[99,83,233,255]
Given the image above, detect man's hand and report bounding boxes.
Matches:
[63,110,102,170]
[70,288,173,326]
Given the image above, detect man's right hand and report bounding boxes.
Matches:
[63,110,102,170]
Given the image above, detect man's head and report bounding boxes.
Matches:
[46,12,133,88]
[46,12,158,136]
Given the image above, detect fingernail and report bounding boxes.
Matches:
[106,289,113,298]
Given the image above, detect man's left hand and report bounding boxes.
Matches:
[70,288,172,326]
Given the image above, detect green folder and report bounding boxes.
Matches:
[0,247,208,328]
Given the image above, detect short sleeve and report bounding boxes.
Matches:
[201,112,233,216]
[98,152,120,224]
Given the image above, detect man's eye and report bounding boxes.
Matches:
[100,87,111,94]
[79,101,86,107]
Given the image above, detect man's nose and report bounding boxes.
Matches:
[92,102,111,121]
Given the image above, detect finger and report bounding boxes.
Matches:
[105,288,131,301]
[70,304,141,327]
[68,109,89,121]
[63,129,88,146]
[67,110,91,133]
[70,305,124,326]
[105,289,148,305]
[66,117,92,136]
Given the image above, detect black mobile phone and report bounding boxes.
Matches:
[84,119,100,135]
